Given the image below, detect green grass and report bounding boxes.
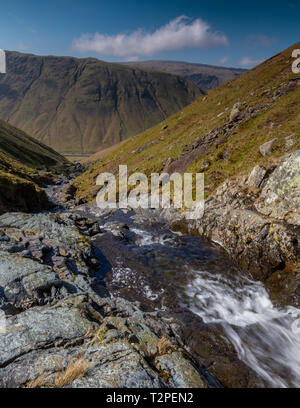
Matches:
[0,118,69,213]
[74,41,300,203]
[0,119,67,168]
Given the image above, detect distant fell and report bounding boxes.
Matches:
[0,51,201,154]
[122,60,246,93]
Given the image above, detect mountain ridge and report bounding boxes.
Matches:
[0,51,201,154]
[122,60,247,93]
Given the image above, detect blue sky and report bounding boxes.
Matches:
[0,0,299,68]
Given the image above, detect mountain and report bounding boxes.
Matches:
[0,51,201,155]
[74,42,300,203]
[122,60,246,93]
[0,118,67,214]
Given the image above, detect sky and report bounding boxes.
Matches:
[0,0,299,68]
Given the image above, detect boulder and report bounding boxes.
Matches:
[259,138,277,156]
[229,103,241,122]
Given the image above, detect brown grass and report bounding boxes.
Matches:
[26,373,50,389]
[26,356,93,388]
[157,336,174,356]
[53,356,92,387]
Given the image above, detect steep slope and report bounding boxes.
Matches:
[123,60,246,93]
[0,51,201,154]
[0,119,67,168]
[0,118,67,214]
[74,42,300,202]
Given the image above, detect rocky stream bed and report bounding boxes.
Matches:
[0,150,299,388]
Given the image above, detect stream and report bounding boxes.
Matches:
[47,183,300,388]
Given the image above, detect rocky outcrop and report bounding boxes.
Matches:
[0,212,208,388]
[0,172,51,215]
[185,150,300,306]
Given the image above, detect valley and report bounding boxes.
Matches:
[0,40,299,389]
[0,51,201,154]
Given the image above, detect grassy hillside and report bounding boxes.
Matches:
[0,51,201,154]
[0,119,67,168]
[74,42,300,203]
[123,60,246,93]
[0,119,67,214]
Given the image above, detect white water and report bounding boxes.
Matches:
[131,227,176,246]
[83,208,300,388]
[185,269,300,388]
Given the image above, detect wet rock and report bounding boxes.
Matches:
[57,182,77,204]
[169,311,266,388]
[0,211,209,389]
[88,223,101,237]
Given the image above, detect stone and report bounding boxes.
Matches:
[154,351,206,388]
[247,165,267,188]
[255,149,300,224]
[229,103,241,122]
[187,152,300,283]
[0,295,97,366]
[0,211,211,389]
[259,138,277,156]
[285,134,296,152]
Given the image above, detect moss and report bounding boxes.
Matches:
[0,171,50,214]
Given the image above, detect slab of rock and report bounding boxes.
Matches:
[0,294,97,366]
[255,150,300,224]
[0,212,211,389]
[247,165,267,188]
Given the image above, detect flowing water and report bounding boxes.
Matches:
[49,187,300,387]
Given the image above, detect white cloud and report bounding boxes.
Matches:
[72,15,229,57]
[237,56,263,67]
[219,56,229,64]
